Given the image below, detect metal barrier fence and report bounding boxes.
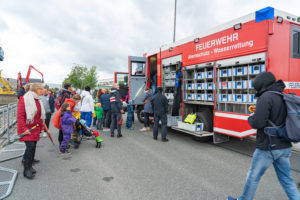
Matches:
[0,103,18,141]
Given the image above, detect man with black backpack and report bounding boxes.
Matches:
[228,72,300,200]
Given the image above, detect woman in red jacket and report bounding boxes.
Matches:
[17,83,45,179]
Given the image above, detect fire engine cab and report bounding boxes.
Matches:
[127,7,300,143]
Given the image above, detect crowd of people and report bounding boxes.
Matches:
[15,72,300,200]
[16,81,141,179]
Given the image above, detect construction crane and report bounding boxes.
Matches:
[0,70,16,95]
[17,65,44,89]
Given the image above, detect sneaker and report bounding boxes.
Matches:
[153,137,157,140]
[130,127,134,130]
[227,196,237,200]
[60,149,71,154]
[139,127,147,132]
[23,169,35,179]
[146,127,150,131]
[117,134,123,138]
[162,138,169,142]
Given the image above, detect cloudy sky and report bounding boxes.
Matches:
[0,0,299,84]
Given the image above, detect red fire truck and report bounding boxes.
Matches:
[127,7,300,143]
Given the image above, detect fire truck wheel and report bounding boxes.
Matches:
[192,110,213,142]
[137,106,145,123]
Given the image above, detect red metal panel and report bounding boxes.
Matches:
[214,116,251,132]
[213,112,256,138]
[161,20,268,66]
[267,18,290,84]
[157,49,162,87]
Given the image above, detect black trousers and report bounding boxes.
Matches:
[45,112,52,129]
[93,117,97,126]
[110,112,121,136]
[58,130,63,145]
[153,113,167,139]
[144,113,150,127]
[103,110,111,128]
[24,141,37,171]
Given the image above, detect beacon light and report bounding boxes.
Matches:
[277,16,283,23]
[234,23,242,30]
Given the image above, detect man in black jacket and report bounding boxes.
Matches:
[151,87,169,142]
[110,83,123,137]
[228,72,300,200]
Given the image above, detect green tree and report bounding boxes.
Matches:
[83,66,98,89]
[63,65,98,90]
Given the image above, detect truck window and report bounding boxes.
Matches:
[116,73,128,87]
[291,27,300,59]
[131,62,145,76]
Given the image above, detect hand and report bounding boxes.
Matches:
[121,110,124,114]
[24,130,31,135]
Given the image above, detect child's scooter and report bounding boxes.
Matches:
[79,119,103,148]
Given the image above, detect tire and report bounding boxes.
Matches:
[192,110,213,142]
[137,106,145,123]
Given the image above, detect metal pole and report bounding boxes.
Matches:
[173,0,177,43]
[6,104,10,142]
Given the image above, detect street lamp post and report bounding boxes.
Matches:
[173,0,177,43]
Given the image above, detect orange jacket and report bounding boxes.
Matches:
[52,98,76,130]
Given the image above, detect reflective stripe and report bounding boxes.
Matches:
[215,112,249,120]
[110,97,116,102]
[214,127,256,137]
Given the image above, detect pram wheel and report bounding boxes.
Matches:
[96,142,101,148]
[74,141,81,149]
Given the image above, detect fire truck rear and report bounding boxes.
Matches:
[127,7,300,143]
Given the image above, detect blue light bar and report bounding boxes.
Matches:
[255,7,274,23]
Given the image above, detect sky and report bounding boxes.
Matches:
[0,0,299,84]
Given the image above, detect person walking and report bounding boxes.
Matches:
[18,84,31,100]
[228,72,300,200]
[60,103,77,154]
[101,88,111,131]
[110,83,123,137]
[17,83,45,179]
[41,85,55,129]
[80,86,94,128]
[55,83,73,110]
[126,100,134,130]
[151,87,168,142]
[92,101,97,127]
[52,94,81,145]
[140,88,152,132]
[95,103,103,130]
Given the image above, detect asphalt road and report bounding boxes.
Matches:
[1,119,300,200]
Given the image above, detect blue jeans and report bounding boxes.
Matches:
[81,112,92,128]
[151,85,156,95]
[239,148,300,200]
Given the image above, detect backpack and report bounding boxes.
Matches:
[55,95,63,110]
[264,91,300,143]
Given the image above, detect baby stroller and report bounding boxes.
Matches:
[79,119,103,148]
